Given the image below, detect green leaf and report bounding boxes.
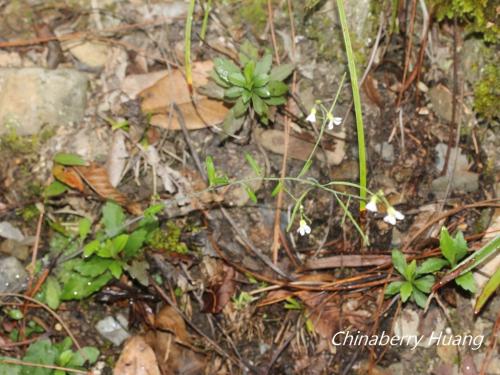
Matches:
[440,227,456,266]
[243,60,255,84]
[111,234,129,256]
[391,250,408,278]
[264,96,287,106]
[83,239,100,257]
[416,257,449,276]
[43,181,68,198]
[385,281,403,296]
[475,266,500,313]
[233,97,249,117]
[414,275,435,293]
[108,261,123,279]
[244,153,262,176]
[214,58,241,83]
[253,73,270,88]
[69,347,100,367]
[124,228,147,258]
[455,271,476,293]
[22,339,58,375]
[7,309,23,320]
[405,259,417,280]
[268,80,289,96]
[252,93,266,116]
[254,86,271,98]
[206,156,216,186]
[44,276,61,310]
[101,201,125,236]
[400,281,413,302]
[228,72,246,87]
[271,181,283,197]
[57,350,73,366]
[53,153,86,166]
[224,86,244,99]
[244,185,257,203]
[255,53,272,75]
[210,69,230,88]
[241,89,252,104]
[75,256,114,277]
[269,63,294,81]
[144,203,164,217]
[0,358,21,375]
[238,40,259,65]
[60,271,113,300]
[78,217,92,243]
[412,288,428,308]
[454,231,468,261]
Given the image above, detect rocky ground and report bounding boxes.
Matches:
[0,0,498,374]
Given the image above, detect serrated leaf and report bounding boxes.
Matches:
[44,276,61,310]
[22,339,58,375]
[385,281,403,296]
[391,250,408,278]
[244,153,262,176]
[268,80,289,96]
[102,201,125,236]
[53,153,86,166]
[414,275,435,293]
[416,257,449,276]
[78,217,92,243]
[412,288,428,308]
[400,281,413,302]
[60,271,113,300]
[475,267,500,313]
[455,271,476,293]
[269,64,294,81]
[440,227,456,266]
[43,181,68,198]
[255,54,272,75]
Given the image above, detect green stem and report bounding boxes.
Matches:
[200,0,212,40]
[336,0,367,211]
[184,0,196,87]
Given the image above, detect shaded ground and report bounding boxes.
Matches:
[0,1,499,374]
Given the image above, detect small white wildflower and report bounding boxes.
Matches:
[297,219,311,236]
[73,291,78,295]
[306,107,317,123]
[365,195,378,213]
[383,206,405,225]
[327,113,342,129]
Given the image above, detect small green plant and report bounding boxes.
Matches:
[439,227,476,292]
[0,337,99,375]
[232,291,255,310]
[385,249,448,308]
[211,43,293,134]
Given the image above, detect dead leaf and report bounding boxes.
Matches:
[106,131,129,187]
[139,61,229,130]
[122,71,169,99]
[114,336,161,375]
[74,163,142,215]
[52,165,84,192]
[255,128,345,165]
[202,265,236,313]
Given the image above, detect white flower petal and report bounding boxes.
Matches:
[383,214,397,225]
[394,210,405,220]
[333,117,342,126]
[365,201,378,213]
[305,225,311,234]
[327,119,334,129]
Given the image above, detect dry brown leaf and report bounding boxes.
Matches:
[74,163,142,215]
[114,336,161,375]
[202,265,236,313]
[139,61,229,130]
[52,165,84,192]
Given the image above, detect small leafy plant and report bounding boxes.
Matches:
[385,249,448,308]
[211,42,293,134]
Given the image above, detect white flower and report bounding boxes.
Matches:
[327,113,342,129]
[306,108,317,123]
[365,196,378,213]
[297,219,311,236]
[383,206,405,225]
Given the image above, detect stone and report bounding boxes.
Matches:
[0,221,24,242]
[434,143,468,175]
[0,256,28,293]
[65,41,110,69]
[430,171,479,198]
[375,141,394,163]
[0,68,88,136]
[393,308,420,339]
[428,84,453,123]
[0,239,29,261]
[96,315,130,346]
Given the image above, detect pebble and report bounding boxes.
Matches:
[0,256,28,293]
[95,315,130,346]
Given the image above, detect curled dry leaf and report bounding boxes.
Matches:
[52,165,84,192]
[114,336,161,375]
[139,61,229,130]
[202,265,236,314]
[106,131,129,187]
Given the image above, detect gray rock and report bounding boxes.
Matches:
[0,256,28,293]
[431,171,479,198]
[0,68,88,136]
[434,143,469,175]
[376,141,394,162]
[0,221,24,242]
[428,84,453,123]
[0,239,29,261]
[96,315,130,346]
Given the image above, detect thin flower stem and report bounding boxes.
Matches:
[184,0,196,89]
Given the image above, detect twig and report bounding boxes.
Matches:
[267,0,280,64]
[0,359,89,374]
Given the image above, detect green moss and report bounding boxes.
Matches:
[147,221,188,254]
[228,0,267,34]
[0,126,55,156]
[430,0,499,43]
[16,204,40,222]
[474,64,500,123]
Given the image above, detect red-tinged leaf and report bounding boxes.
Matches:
[202,266,236,313]
[52,165,85,192]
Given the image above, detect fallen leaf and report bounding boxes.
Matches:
[139,61,229,130]
[106,131,129,187]
[202,265,236,313]
[255,128,345,165]
[74,163,142,215]
[114,336,161,375]
[52,165,84,192]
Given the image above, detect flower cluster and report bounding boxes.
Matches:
[306,102,342,130]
